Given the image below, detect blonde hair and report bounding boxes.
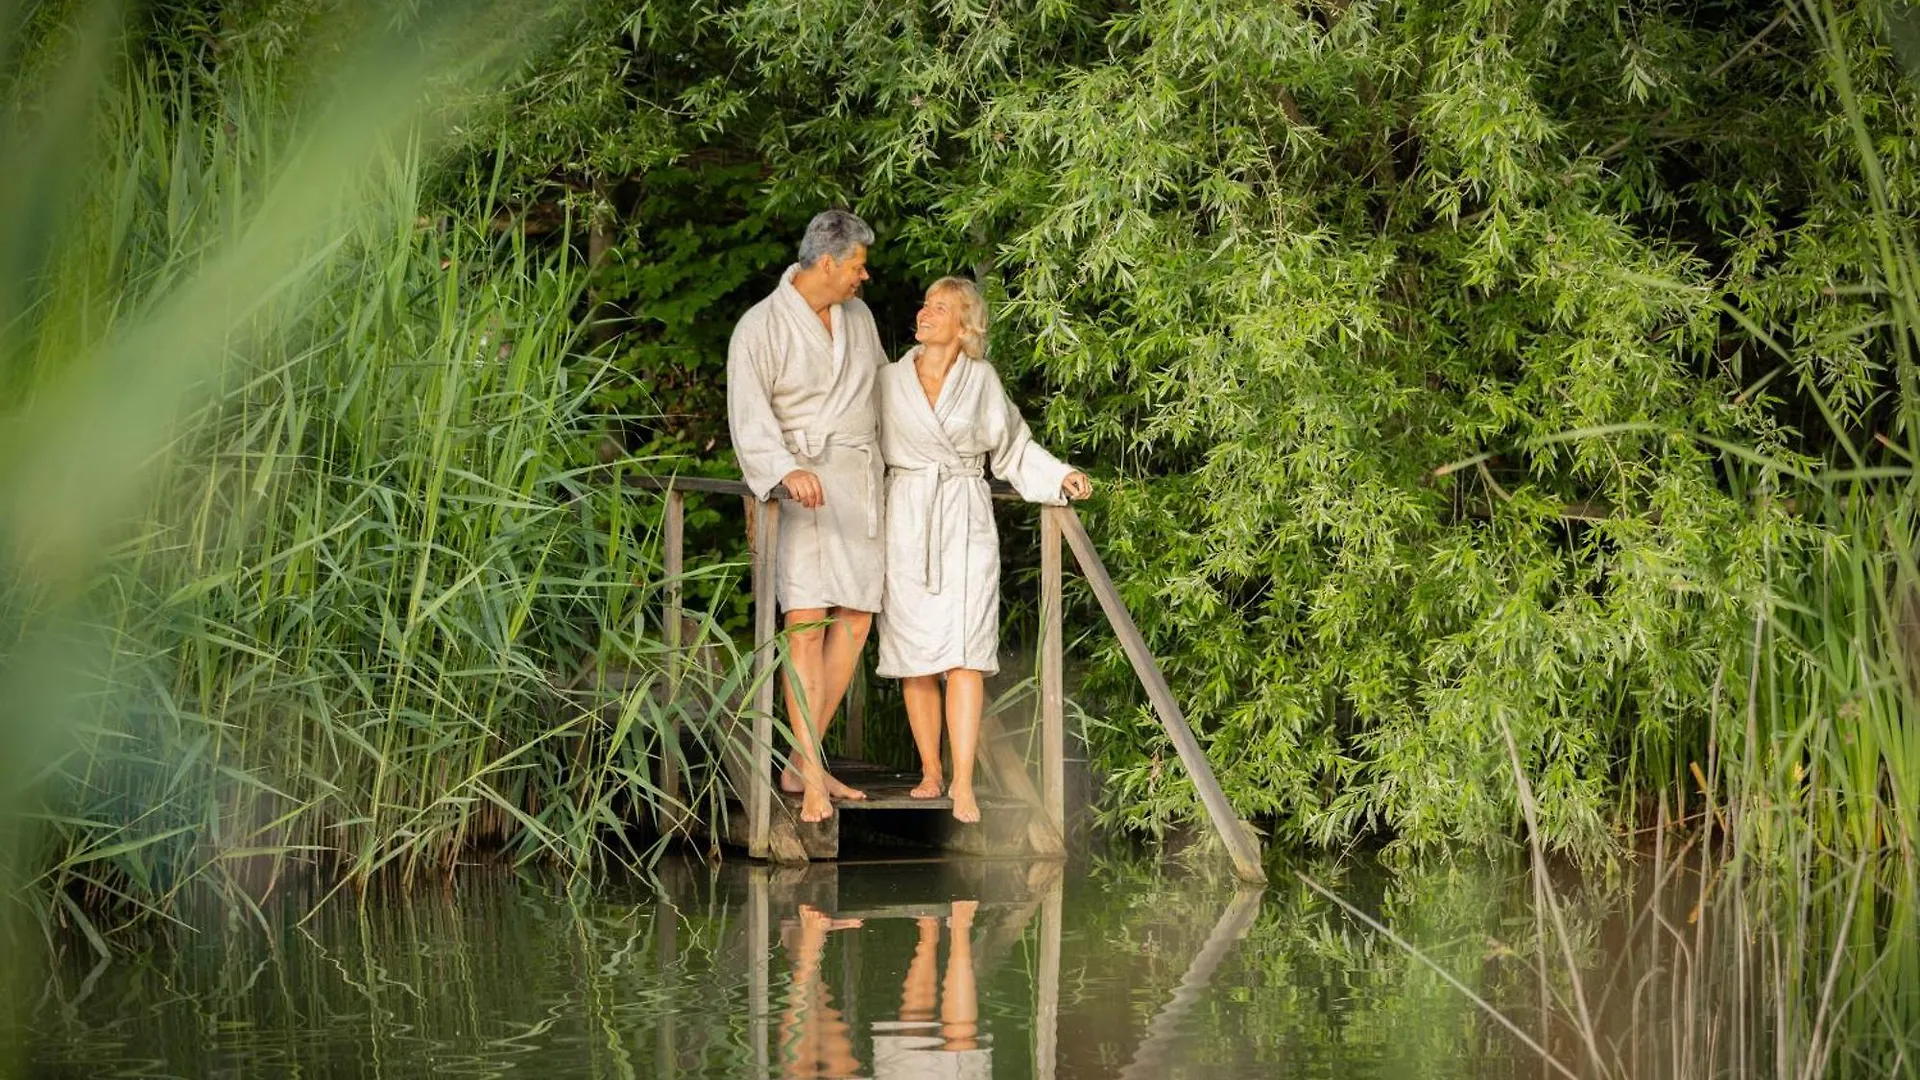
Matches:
[928,276,989,359]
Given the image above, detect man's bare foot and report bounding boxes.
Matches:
[797,904,863,932]
[910,773,944,799]
[800,786,834,823]
[823,773,867,801]
[783,768,867,801]
[949,786,980,824]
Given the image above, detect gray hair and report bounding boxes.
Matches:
[797,209,875,268]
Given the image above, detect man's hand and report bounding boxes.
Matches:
[1062,471,1093,501]
[782,468,825,508]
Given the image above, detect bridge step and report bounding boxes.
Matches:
[717,757,1039,862]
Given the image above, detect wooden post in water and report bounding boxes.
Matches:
[749,498,780,860]
[1039,506,1066,845]
[1056,508,1265,883]
[748,868,771,1076]
[656,900,679,1076]
[1035,869,1063,1080]
[662,488,685,815]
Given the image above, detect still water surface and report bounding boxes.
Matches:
[24,854,1594,1078]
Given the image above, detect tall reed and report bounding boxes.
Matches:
[0,8,758,951]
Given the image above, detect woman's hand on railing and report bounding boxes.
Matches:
[1062,471,1092,501]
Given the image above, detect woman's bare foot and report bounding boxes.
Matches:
[947,899,978,928]
[949,785,980,824]
[909,772,944,799]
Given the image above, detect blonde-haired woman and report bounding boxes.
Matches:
[876,277,1092,822]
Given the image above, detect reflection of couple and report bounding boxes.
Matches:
[728,210,1090,825]
[778,901,987,1079]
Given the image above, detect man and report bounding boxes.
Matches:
[727,209,885,823]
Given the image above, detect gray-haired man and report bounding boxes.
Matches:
[727,209,885,823]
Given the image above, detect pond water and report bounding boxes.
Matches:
[14,847,1905,1079]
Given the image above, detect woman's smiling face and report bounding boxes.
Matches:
[913,287,962,347]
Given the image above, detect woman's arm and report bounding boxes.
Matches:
[984,369,1082,503]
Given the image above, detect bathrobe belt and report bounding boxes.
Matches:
[782,428,881,539]
[887,457,986,594]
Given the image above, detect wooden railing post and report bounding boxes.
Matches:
[749,497,779,860]
[1039,505,1066,846]
[661,488,685,815]
[845,659,865,761]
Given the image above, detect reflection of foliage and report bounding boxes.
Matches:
[24,858,1536,1078]
[1062,855,1536,1077]
[26,852,1918,1077]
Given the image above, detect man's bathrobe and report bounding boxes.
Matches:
[876,349,1075,678]
[727,265,888,613]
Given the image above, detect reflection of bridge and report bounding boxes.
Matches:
[628,474,1265,882]
[651,859,1266,1078]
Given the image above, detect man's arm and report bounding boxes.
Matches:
[726,318,806,500]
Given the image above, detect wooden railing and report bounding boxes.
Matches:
[625,472,1266,883]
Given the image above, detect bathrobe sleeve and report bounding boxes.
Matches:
[983,370,1075,505]
[725,307,802,501]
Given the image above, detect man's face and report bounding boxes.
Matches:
[822,245,870,302]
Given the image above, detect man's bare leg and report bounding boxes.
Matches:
[899,916,940,1021]
[779,904,863,1077]
[902,674,945,798]
[781,609,834,823]
[779,606,872,801]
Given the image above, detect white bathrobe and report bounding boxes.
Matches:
[727,265,888,612]
[876,349,1075,677]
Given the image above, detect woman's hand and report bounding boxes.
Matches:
[1062,471,1092,500]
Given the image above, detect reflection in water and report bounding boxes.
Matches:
[777,901,992,1079]
[30,849,1899,1079]
[16,855,1512,1079]
[778,904,864,1078]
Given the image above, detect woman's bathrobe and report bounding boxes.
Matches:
[876,349,1075,678]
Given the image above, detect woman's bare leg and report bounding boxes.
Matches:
[942,900,980,1051]
[944,669,985,823]
[903,674,945,798]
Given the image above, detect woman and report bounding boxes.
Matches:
[876,277,1092,823]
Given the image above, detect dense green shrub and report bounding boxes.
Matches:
[448,0,1920,853]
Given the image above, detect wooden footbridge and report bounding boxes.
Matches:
[628,474,1265,884]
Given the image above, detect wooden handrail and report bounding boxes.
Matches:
[1053,506,1266,883]
[622,471,1023,501]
